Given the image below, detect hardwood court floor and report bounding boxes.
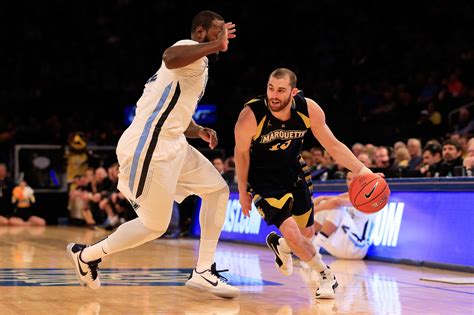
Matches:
[0,226,473,314]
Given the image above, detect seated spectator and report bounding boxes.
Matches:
[310,171,376,260]
[394,147,411,168]
[357,153,373,168]
[351,142,364,157]
[310,147,324,170]
[68,174,95,228]
[97,163,126,230]
[311,150,334,181]
[9,180,46,226]
[211,157,225,175]
[362,143,377,162]
[370,146,398,177]
[222,156,236,185]
[327,159,347,180]
[407,138,423,171]
[393,141,407,153]
[418,143,444,177]
[440,139,464,176]
[462,138,474,176]
[81,167,109,229]
[450,133,470,159]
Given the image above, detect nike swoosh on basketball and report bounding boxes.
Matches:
[200,275,219,287]
[77,256,88,276]
[365,181,379,199]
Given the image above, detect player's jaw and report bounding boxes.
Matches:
[268,95,291,112]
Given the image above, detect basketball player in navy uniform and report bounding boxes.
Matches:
[66,11,239,298]
[234,68,373,299]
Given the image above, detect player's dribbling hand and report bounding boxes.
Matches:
[358,166,385,178]
[198,127,218,149]
[239,192,252,217]
[218,22,236,52]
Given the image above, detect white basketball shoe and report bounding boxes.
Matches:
[266,231,293,276]
[186,263,240,299]
[315,267,338,299]
[66,243,102,290]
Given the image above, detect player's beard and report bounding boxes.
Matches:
[204,34,219,64]
[268,95,292,112]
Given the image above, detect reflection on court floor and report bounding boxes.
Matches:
[0,268,281,287]
[1,226,473,315]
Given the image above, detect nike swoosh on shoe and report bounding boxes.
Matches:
[269,242,284,267]
[200,275,219,287]
[77,256,88,276]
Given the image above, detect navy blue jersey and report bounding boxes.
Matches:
[245,91,311,195]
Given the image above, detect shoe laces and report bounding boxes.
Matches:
[87,259,102,280]
[210,262,229,283]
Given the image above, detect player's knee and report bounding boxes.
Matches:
[140,217,167,235]
[281,226,302,247]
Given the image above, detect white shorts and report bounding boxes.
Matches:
[116,134,227,230]
[315,210,370,259]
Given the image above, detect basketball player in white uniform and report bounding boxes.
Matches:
[312,171,375,259]
[66,10,239,299]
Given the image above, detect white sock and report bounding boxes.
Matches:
[196,186,229,271]
[304,253,327,273]
[81,217,163,262]
[196,239,218,272]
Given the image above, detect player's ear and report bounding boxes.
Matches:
[291,88,299,96]
[194,25,206,41]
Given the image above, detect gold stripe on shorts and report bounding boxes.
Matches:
[292,207,313,228]
[265,193,293,209]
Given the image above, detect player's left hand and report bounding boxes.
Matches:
[198,127,218,149]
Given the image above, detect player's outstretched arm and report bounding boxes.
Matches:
[163,22,236,69]
[234,106,257,217]
[313,193,352,213]
[306,98,372,177]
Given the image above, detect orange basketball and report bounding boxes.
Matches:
[349,173,390,213]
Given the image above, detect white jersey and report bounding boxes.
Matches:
[124,39,208,142]
[315,206,375,259]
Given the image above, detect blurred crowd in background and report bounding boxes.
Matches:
[1,1,474,232]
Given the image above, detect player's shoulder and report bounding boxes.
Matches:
[243,94,267,121]
[244,94,266,108]
[172,39,199,47]
[293,90,309,111]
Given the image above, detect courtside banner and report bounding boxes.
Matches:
[190,190,474,268]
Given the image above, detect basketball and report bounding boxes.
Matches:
[349,173,390,213]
